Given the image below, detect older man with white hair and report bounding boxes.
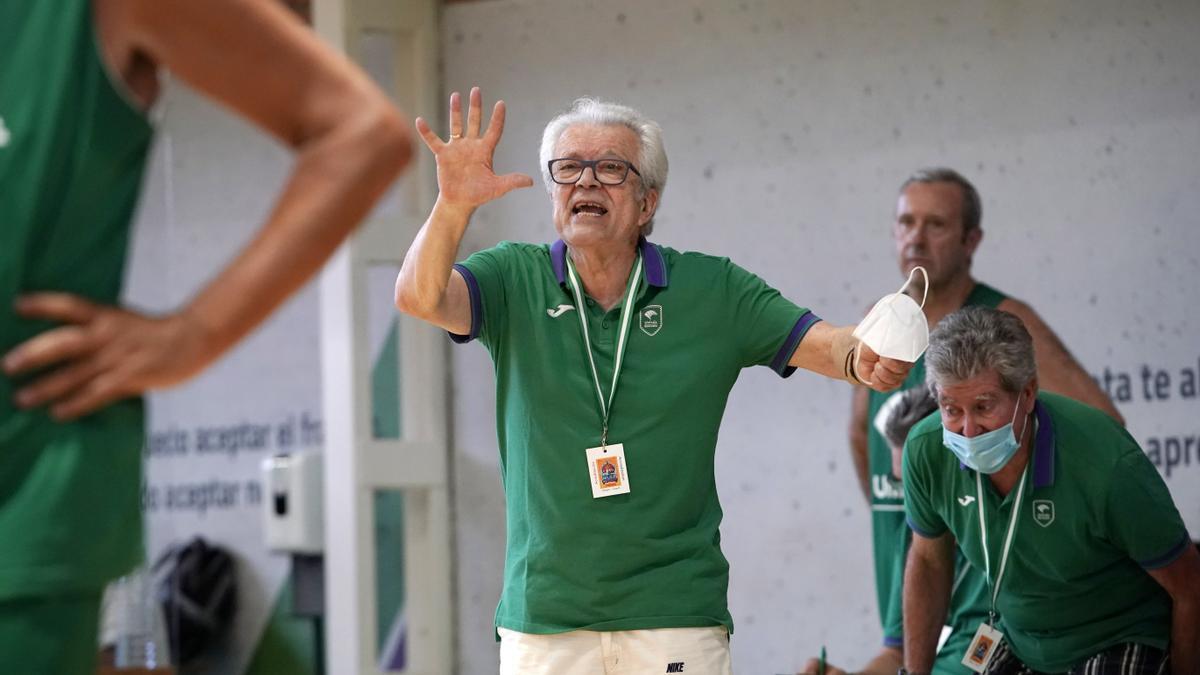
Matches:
[395,88,912,675]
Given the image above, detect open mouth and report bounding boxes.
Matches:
[572,202,608,216]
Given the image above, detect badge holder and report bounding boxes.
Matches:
[586,443,630,499]
[962,466,1028,674]
[565,250,643,501]
[961,623,1003,673]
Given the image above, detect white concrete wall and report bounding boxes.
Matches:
[126,75,418,672]
[441,1,1200,673]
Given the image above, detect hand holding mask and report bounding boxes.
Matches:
[851,266,930,384]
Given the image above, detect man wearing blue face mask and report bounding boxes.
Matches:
[939,387,1029,474]
[901,306,1200,675]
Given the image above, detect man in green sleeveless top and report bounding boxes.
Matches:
[809,169,1122,675]
[0,1,412,672]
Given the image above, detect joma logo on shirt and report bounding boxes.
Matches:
[666,663,685,673]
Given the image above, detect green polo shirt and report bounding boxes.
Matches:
[453,238,817,634]
[904,392,1190,673]
[0,0,152,599]
[867,283,1003,663]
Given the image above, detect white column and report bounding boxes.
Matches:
[314,0,448,673]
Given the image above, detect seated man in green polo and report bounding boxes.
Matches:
[902,306,1200,675]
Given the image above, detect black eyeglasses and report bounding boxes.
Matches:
[547,158,642,186]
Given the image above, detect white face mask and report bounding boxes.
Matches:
[852,267,930,380]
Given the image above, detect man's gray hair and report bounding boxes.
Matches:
[925,306,1036,396]
[901,167,982,234]
[539,97,668,235]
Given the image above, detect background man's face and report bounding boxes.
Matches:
[892,181,980,289]
[551,124,656,250]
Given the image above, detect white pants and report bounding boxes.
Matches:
[498,625,732,675]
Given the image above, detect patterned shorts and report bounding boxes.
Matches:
[983,641,1169,675]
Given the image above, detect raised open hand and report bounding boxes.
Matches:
[414,87,533,209]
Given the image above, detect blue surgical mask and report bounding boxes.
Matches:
[942,393,1029,474]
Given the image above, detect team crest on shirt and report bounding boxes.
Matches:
[639,305,663,336]
[0,116,11,148]
[1032,499,1055,527]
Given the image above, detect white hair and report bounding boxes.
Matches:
[538,98,668,234]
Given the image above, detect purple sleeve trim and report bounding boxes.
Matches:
[882,635,904,648]
[448,263,482,344]
[771,311,821,378]
[1138,533,1192,570]
[906,517,944,539]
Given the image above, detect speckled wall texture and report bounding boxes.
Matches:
[441,1,1200,672]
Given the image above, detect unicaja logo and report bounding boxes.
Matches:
[871,474,903,500]
[639,305,663,336]
[1032,499,1055,527]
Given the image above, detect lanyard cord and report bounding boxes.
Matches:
[976,464,1027,627]
[564,250,643,448]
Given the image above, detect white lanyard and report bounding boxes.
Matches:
[564,250,643,447]
[975,464,1027,626]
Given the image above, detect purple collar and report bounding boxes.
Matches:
[551,237,669,288]
[1030,399,1055,488]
